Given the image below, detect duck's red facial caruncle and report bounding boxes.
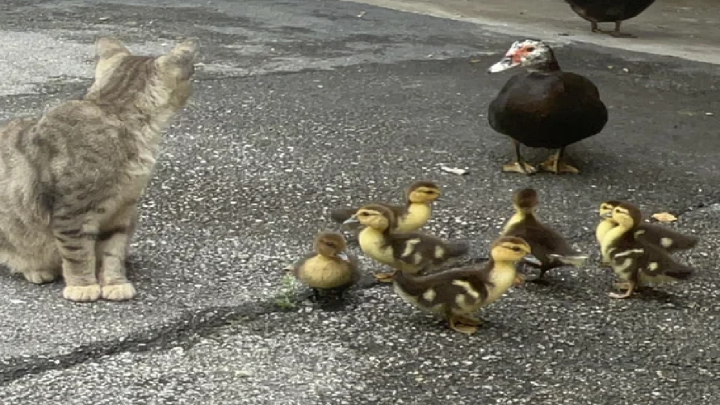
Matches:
[488,39,548,73]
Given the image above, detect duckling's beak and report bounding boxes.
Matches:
[337,251,349,261]
[488,56,519,73]
[521,254,542,266]
[342,215,359,225]
[601,211,613,218]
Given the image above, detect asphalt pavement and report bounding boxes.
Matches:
[1,0,719,404]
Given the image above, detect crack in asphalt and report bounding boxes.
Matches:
[0,300,287,385]
[0,253,499,386]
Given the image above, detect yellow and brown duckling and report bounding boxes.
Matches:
[286,231,361,300]
[601,202,695,299]
[596,200,699,266]
[343,203,469,283]
[501,188,588,282]
[330,180,441,234]
[392,236,540,334]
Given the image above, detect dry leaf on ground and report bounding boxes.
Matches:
[651,212,677,223]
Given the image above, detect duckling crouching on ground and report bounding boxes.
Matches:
[601,202,695,299]
[287,231,361,301]
[392,236,541,334]
[344,203,469,282]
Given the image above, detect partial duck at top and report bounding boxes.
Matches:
[487,39,608,175]
[564,0,657,38]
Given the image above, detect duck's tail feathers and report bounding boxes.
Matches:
[665,264,694,281]
[548,253,589,267]
[667,234,700,252]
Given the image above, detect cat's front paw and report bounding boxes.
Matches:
[63,285,102,302]
[23,270,59,284]
[102,283,137,301]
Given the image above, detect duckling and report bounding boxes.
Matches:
[330,181,441,233]
[392,236,541,334]
[487,39,608,175]
[596,200,624,248]
[343,203,469,282]
[286,231,361,300]
[501,188,588,281]
[601,202,694,299]
[596,200,699,266]
[564,0,657,38]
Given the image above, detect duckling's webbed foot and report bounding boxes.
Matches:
[539,149,579,174]
[609,280,636,299]
[448,315,480,334]
[513,273,526,287]
[503,140,537,175]
[456,314,482,326]
[374,271,396,283]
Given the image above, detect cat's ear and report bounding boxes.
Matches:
[157,39,199,80]
[95,37,131,60]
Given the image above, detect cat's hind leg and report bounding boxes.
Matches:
[96,205,138,301]
[52,215,101,302]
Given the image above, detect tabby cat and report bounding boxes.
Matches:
[0,37,198,302]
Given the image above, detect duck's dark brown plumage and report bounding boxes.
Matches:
[489,72,607,149]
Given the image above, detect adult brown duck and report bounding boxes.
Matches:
[487,39,608,175]
[564,0,657,38]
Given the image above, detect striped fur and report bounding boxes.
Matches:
[0,37,198,302]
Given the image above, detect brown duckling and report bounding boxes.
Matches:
[501,188,588,281]
[330,180,441,233]
[393,236,541,334]
[601,202,694,299]
[564,0,657,38]
[487,39,608,175]
[596,200,699,266]
[343,203,469,282]
[287,231,361,300]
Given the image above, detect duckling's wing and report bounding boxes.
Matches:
[505,220,580,263]
[637,240,694,281]
[389,232,469,267]
[611,240,694,282]
[635,224,699,253]
[393,267,489,308]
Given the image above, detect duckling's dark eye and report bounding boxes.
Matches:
[526,47,535,52]
[325,242,336,249]
[511,246,522,252]
[358,212,369,217]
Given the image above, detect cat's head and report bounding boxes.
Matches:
[86,37,199,111]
